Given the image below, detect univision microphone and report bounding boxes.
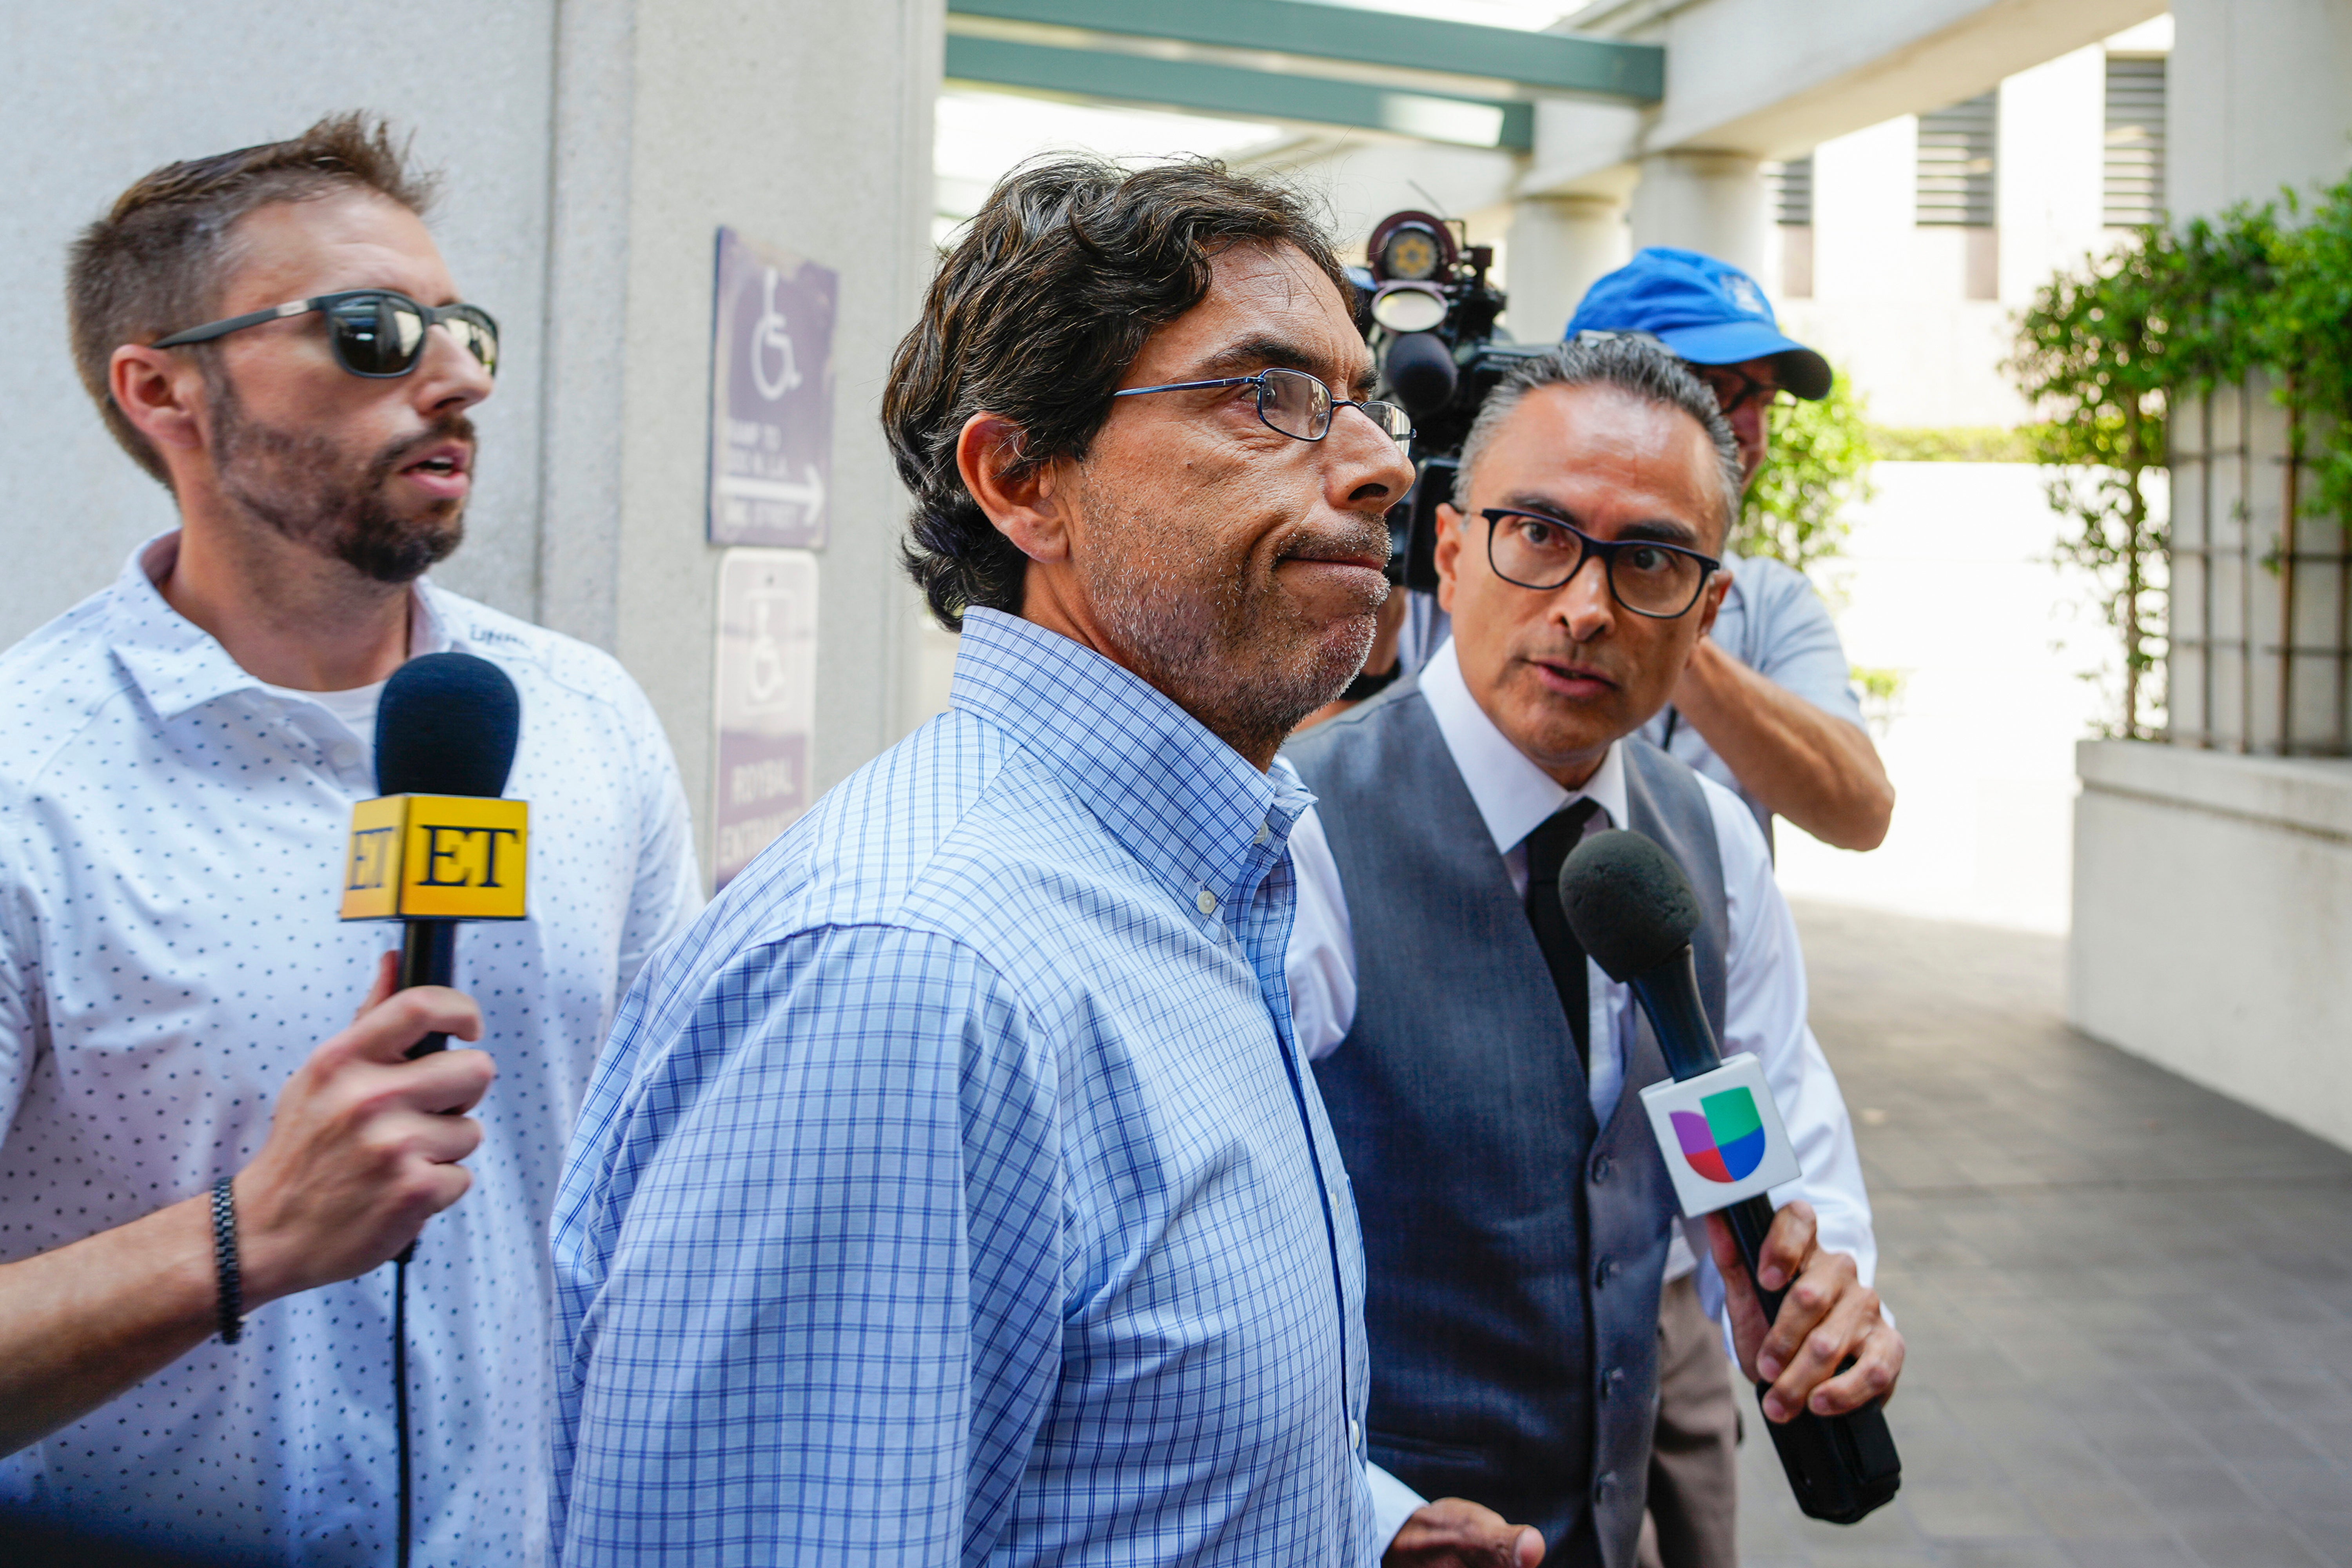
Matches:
[339,653,526,1057]
[1559,829,1902,1525]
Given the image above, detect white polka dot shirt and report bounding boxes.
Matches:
[0,533,701,1566]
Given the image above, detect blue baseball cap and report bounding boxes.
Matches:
[1565,247,1831,401]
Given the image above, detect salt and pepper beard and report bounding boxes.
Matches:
[1074,477,1388,762]
[209,370,473,585]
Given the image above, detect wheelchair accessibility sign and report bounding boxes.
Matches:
[710,226,836,548]
[713,548,818,889]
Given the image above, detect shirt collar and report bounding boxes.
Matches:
[1417,635,1628,855]
[949,608,1305,912]
[106,530,448,722]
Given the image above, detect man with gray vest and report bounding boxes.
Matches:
[1282,336,1900,1566]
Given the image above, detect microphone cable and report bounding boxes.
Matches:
[347,650,525,1568]
[394,1256,414,1568]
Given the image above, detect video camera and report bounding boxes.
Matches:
[1351,210,1550,592]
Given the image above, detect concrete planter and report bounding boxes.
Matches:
[2071,738,2352,1151]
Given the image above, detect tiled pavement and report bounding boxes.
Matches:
[1735,901,2352,1567]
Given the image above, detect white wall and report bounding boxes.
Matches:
[2169,0,2352,219]
[1773,462,2114,933]
[1771,35,2132,430]
[1995,44,2107,306]
[1777,112,2030,429]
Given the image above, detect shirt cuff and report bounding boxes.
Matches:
[1365,1457,1425,1558]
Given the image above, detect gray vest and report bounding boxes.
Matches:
[1284,681,1728,1568]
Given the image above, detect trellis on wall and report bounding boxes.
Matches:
[2169,381,2352,755]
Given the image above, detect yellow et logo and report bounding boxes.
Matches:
[340,795,529,921]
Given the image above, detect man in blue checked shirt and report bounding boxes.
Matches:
[550,158,1544,1566]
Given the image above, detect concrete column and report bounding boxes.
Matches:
[1995,44,2105,306]
[539,0,943,877]
[1503,194,1630,343]
[2170,0,2352,221]
[1626,150,1768,273]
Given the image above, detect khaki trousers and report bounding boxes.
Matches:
[1635,1271,1742,1568]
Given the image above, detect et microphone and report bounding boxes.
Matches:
[1560,829,1902,1526]
[339,652,526,1057]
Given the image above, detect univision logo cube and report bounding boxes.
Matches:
[1637,1053,1803,1217]
[1671,1088,1768,1183]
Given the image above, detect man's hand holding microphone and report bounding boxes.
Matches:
[232,952,492,1303]
[0,961,488,1458]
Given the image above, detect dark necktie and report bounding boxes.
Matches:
[1522,797,1602,1067]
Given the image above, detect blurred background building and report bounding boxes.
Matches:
[1,0,2347,1145]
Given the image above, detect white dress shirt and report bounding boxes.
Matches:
[1286,639,1879,1314]
[0,534,701,1566]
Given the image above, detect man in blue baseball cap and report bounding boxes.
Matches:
[1566,247,1889,854]
[1567,247,1830,486]
[1566,248,1890,1568]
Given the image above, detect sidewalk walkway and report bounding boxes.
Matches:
[1737,901,2352,1567]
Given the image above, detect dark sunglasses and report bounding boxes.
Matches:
[153,289,499,380]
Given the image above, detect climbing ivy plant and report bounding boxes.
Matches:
[2004,189,2315,740]
[1739,370,1876,578]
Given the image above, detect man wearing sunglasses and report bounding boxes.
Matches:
[0,115,697,1565]
[1283,336,1898,1568]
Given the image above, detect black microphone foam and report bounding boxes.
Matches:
[374,652,521,799]
[1382,329,1459,418]
[1558,828,1702,982]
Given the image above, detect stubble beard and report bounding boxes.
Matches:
[211,378,471,585]
[1077,486,1387,761]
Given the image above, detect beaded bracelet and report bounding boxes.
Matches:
[210,1176,243,1345]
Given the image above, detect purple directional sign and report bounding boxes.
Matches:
[708,227,837,548]
[711,548,818,889]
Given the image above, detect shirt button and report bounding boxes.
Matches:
[1349,1419,1362,1451]
[1254,822,1271,846]
[330,742,361,769]
[1196,888,1218,915]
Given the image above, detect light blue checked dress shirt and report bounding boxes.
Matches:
[551,608,1379,1566]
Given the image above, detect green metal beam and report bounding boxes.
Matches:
[945,36,1534,150]
[947,0,1663,102]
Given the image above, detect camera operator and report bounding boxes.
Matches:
[1284,336,1900,1568]
[1568,249,1892,856]
[0,115,697,1564]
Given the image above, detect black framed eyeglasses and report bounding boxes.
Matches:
[153,289,499,380]
[1480,508,1720,619]
[1112,365,1412,444]
[1690,363,1785,417]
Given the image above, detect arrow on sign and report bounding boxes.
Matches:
[717,467,827,514]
